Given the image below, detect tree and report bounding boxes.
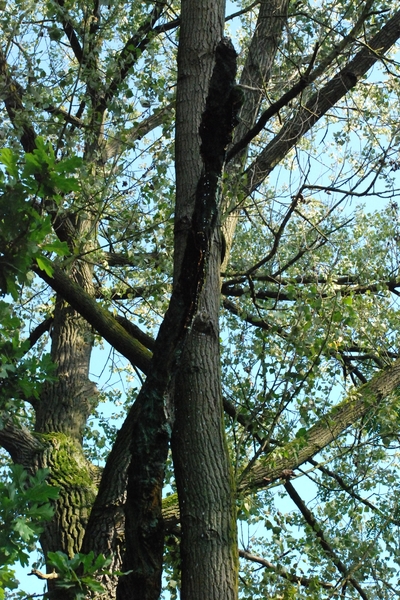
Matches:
[1,0,400,598]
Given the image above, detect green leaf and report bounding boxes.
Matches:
[47,551,70,572]
[41,240,70,257]
[295,427,307,439]
[332,310,342,322]
[35,256,54,277]
[0,149,19,178]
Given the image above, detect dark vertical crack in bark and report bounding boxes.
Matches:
[116,37,240,600]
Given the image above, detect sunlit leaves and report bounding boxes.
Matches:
[47,550,114,599]
[0,465,59,596]
[0,139,78,296]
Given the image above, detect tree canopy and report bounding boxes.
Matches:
[2,0,400,598]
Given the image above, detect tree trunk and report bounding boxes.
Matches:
[172,0,238,598]
[222,0,289,265]
[34,244,100,596]
[172,242,238,600]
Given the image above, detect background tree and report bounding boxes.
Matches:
[2,0,400,599]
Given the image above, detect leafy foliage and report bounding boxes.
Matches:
[2,0,400,598]
[47,550,116,599]
[0,465,59,598]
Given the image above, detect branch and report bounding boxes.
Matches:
[244,8,400,194]
[0,50,78,243]
[307,458,400,527]
[284,480,370,599]
[227,44,319,162]
[162,357,400,532]
[223,397,264,444]
[239,357,400,492]
[223,284,293,301]
[222,276,400,301]
[44,104,85,128]
[223,272,400,289]
[27,317,53,350]
[100,250,162,268]
[54,0,83,63]
[33,262,152,373]
[101,103,174,163]
[227,0,375,163]
[239,548,334,589]
[102,3,166,107]
[245,196,302,276]
[29,569,58,580]
[115,315,155,351]
[0,417,44,466]
[0,48,36,153]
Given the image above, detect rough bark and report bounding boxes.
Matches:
[116,33,241,600]
[172,1,239,598]
[33,252,100,600]
[2,4,400,600]
[172,247,238,600]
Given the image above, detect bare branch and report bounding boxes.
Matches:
[245,195,302,276]
[239,548,334,589]
[284,480,370,600]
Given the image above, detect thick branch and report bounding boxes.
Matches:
[239,357,400,491]
[115,315,155,351]
[222,276,400,301]
[244,9,400,194]
[44,104,85,128]
[33,262,152,373]
[54,0,83,63]
[27,317,53,350]
[0,418,44,466]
